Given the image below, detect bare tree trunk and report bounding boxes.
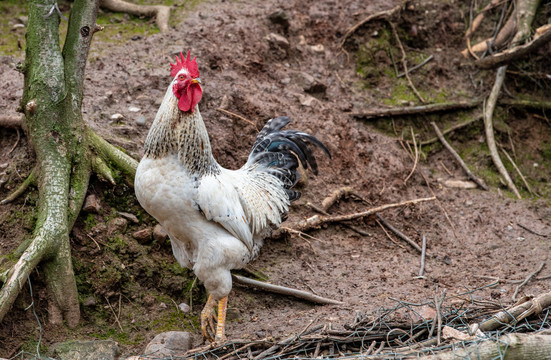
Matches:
[0,0,139,327]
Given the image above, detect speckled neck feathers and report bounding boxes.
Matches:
[144,86,220,176]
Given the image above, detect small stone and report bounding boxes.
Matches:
[136,115,147,126]
[83,296,96,307]
[159,302,167,309]
[83,194,101,213]
[11,23,25,30]
[0,163,9,170]
[143,332,193,358]
[507,225,514,231]
[52,340,119,360]
[129,106,141,112]
[111,113,124,120]
[310,44,324,53]
[153,224,168,242]
[268,9,290,29]
[133,228,152,243]
[119,211,139,223]
[178,303,190,313]
[107,217,128,236]
[266,32,290,49]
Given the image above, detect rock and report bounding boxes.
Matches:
[119,211,139,224]
[310,44,325,53]
[110,113,124,120]
[295,71,327,94]
[133,228,152,243]
[143,332,193,358]
[266,32,290,49]
[128,106,141,112]
[83,296,96,307]
[153,224,168,242]
[159,302,167,309]
[135,115,147,126]
[178,302,190,313]
[268,9,290,30]
[107,217,128,236]
[51,340,119,360]
[83,194,101,213]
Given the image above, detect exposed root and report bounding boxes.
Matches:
[87,127,138,179]
[0,115,23,128]
[320,186,358,211]
[91,154,117,185]
[1,167,37,205]
[483,66,521,199]
[376,214,422,253]
[100,0,170,33]
[501,147,535,195]
[7,128,21,155]
[352,99,482,120]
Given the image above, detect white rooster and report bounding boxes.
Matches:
[135,51,330,343]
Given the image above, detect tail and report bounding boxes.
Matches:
[246,116,331,201]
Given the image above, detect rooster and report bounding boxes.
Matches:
[135,51,330,343]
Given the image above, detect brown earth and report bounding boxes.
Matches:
[1,0,551,357]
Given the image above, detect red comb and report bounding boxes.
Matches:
[170,50,200,78]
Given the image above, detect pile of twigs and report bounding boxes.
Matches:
[132,284,551,360]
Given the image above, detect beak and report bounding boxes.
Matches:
[191,78,201,85]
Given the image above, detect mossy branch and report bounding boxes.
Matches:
[1,166,37,205]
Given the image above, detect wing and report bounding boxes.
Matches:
[193,168,289,251]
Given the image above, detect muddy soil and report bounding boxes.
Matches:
[1,0,550,357]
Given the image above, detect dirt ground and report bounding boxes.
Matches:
[1,0,551,357]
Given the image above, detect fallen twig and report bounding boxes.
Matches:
[431,122,488,190]
[512,262,545,302]
[232,274,343,306]
[517,222,548,237]
[404,127,418,184]
[418,235,427,277]
[376,214,422,253]
[216,108,259,131]
[389,21,425,103]
[290,196,436,233]
[339,2,404,48]
[465,0,503,39]
[376,219,405,249]
[8,128,21,155]
[100,0,170,33]
[306,202,370,237]
[320,186,358,212]
[501,147,534,195]
[397,55,434,78]
[105,296,123,332]
[352,99,481,119]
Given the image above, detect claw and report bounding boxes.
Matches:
[200,294,229,344]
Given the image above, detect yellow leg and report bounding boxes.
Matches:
[215,296,228,343]
[200,294,217,342]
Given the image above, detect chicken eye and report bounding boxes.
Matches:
[179,74,185,80]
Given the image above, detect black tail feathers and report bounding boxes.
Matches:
[248,116,331,201]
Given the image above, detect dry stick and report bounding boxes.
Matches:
[321,186,357,211]
[291,196,436,233]
[307,202,370,237]
[517,223,548,237]
[376,219,405,249]
[339,2,404,48]
[501,147,534,195]
[484,66,521,198]
[397,55,434,78]
[431,122,488,190]
[413,115,483,147]
[376,214,422,253]
[216,108,259,131]
[512,261,546,302]
[465,0,503,38]
[418,235,427,277]
[404,127,418,184]
[388,21,425,103]
[352,99,482,119]
[105,296,123,332]
[232,275,343,306]
[8,128,21,155]
[435,289,446,346]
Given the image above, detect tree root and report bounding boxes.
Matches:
[91,154,117,185]
[100,0,170,33]
[484,66,521,198]
[1,167,37,204]
[87,127,138,179]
